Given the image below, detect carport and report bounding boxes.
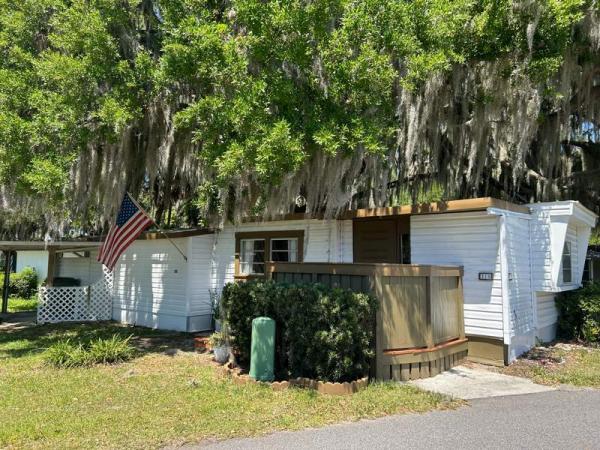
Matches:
[0,241,101,316]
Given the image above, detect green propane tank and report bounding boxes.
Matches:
[249,317,275,382]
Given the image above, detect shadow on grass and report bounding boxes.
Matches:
[0,321,195,360]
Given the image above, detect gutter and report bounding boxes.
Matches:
[496,213,512,352]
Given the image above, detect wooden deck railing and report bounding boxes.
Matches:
[266,262,468,380]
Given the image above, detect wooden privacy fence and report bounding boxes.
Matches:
[266,262,467,381]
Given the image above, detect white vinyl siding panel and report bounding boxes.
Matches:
[57,250,104,286]
[536,292,558,329]
[529,210,554,292]
[536,291,558,342]
[189,235,217,316]
[505,215,535,357]
[112,239,188,317]
[411,213,504,339]
[16,250,48,283]
[529,201,596,292]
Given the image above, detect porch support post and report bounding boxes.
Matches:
[1,250,10,314]
[457,269,466,341]
[46,248,57,287]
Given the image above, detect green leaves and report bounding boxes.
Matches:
[22,156,71,198]
[221,280,378,382]
[0,0,597,229]
[557,282,600,343]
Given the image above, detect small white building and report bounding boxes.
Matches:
[15,250,49,283]
[45,197,597,365]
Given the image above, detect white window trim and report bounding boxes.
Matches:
[240,238,266,275]
[561,241,573,285]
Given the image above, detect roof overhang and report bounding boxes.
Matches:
[243,197,531,223]
[345,197,530,219]
[528,201,598,228]
[137,228,214,240]
[0,228,215,251]
[0,241,101,251]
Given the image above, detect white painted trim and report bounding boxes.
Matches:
[185,237,193,317]
[528,201,597,227]
[498,214,511,347]
[528,219,538,337]
[487,208,532,220]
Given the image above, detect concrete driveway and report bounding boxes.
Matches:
[195,389,600,450]
[409,365,555,399]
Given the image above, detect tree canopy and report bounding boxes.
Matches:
[0,0,599,237]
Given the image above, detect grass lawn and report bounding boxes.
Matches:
[0,322,457,449]
[503,344,600,388]
[7,296,38,313]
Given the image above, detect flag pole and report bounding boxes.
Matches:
[127,193,188,262]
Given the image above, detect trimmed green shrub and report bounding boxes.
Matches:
[0,267,38,298]
[10,267,38,297]
[556,282,600,343]
[221,280,377,382]
[44,335,135,368]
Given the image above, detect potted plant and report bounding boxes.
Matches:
[209,331,230,364]
[209,289,222,331]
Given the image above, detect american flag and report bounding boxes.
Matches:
[98,193,154,271]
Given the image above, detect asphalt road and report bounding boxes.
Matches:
[195,389,600,450]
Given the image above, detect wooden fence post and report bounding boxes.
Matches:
[457,269,466,340]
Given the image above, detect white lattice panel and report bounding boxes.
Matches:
[38,268,113,324]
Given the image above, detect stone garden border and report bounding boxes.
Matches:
[216,365,369,395]
[196,336,369,395]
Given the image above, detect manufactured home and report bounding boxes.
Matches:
[9,197,597,366]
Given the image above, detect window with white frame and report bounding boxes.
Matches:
[240,239,265,275]
[270,238,298,263]
[561,241,572,284]
[583,257,592,283]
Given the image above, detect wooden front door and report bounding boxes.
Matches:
[353,217,410,264]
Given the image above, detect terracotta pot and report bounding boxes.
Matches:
[194,337,210,352]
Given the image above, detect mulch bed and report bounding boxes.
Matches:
[194,338,369,395]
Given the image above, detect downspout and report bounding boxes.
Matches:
[185,237,193,332]
[528,218,538,341]
[497,213,512,357]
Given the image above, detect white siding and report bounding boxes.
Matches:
[209,219,353,295]
[411,212,504,339]
[505,215,535,360]
[112,239,189,331]
[529,201,596,292]
[16,250,48,284]
[57,250,103,285]
[188,235,217,330]
[529,210,553,292]
[537,292,558,328]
